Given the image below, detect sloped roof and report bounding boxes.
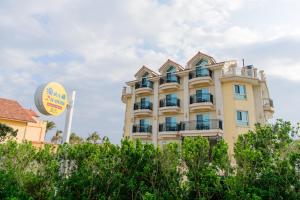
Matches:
[0,98,36,123]
[187,51,216,67]
[134,65,158,78]
[159,59,184,73]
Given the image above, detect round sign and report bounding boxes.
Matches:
[34,82,68,116]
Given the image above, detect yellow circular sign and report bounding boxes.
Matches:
[35,82,68,116]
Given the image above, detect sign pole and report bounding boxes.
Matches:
[63,90,76,143]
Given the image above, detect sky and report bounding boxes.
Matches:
[0,0,300,143]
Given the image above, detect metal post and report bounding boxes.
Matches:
[63,90,76,143]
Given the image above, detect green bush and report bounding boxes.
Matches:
[0,120,299,200]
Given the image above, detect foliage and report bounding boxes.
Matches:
[45,121,56,134]
[86,131,101,144]
[0,123,18,142]
[69,132,84,144]
[0,120,299,200]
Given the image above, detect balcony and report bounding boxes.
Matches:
[133,102,153,117]
[189,68,213,87]
[179,119,223,137]
[159,98,180,114]
[159,74,180,91]
[135,81,153,95]
[121,86,132,103]
[132,125,152,139]
[158,123,181,139]
[263,98,274,113]
[221,65,265,84]
[189,93,214,112]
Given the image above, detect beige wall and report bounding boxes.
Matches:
[222,81,256,159]
[0,118,46,145]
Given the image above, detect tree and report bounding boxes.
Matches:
[0,123,18,142]
[86,131,101,144]
[69,132,83,144]
[51,130,63,144]
[46,121,56,134]
[182,137,230,200]
[226,120,300,200]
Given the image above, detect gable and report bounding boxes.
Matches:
[187,52,216,69]
[159,59,184,74]
[134,66,158,79]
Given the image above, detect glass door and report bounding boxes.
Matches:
[196,113,210,130]
[196,88,209,102]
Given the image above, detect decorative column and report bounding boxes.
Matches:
[129,86,135,139]
[214,69,224,122]
[183,73,189,122]
[152,80,159,146]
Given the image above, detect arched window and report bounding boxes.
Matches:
[142,72,149,86]
[166,66,177,82]
[196,59,208,67]
[195,59,209,77]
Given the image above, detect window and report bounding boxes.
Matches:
[196,59,208,67]
[236,111,249,126]
[196,88,210,102]
[141,97,150,109]
[196,113,210,130]
[234,85,246,100]
[140,119,150,132]
[141,72,149,87]
[166,117,177,131]
[166,94,177,106]
[166,66,177,82]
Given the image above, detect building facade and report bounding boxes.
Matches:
[0,97,46,147]
[121,52,274,158]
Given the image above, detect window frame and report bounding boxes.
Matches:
[236,110,249,126]
[234,84,247,100]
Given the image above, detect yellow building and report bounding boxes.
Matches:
[0,97,46,147]
[121,52,274,159]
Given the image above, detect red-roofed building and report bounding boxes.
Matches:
[0,97,46,146]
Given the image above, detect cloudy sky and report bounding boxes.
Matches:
[0,0,299,143]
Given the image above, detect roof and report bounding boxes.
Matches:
[187,51,216,66]
[159,59,184,73]
[134,65,159,78]
[0,98,36,123]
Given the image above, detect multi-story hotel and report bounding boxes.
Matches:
[121,52,274,157]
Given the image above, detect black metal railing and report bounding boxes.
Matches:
[134,102,153,110]
[190,93,213,104]
[159,98,180,107]
[189,68,212,79]
[180,119,223,131]
[132,125,152,133]
[160,74,180,85]
[135,80,153,89]
[159,123,181,132]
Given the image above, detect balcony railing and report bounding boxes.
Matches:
[159,98,180,107]
[132,125,152,133]
[189,68,212,79]
[190,93,213,104]
[263,98,274,107]
[134,102,153,110]
[160,74,180,84]
[159,123,181,132]
[135,81,153,89]
[180,119,223,131]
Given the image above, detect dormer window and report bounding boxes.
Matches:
[141,72,149,86]
[195,59,209,77]
[196,59,208,67]
[166,66,177,82]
